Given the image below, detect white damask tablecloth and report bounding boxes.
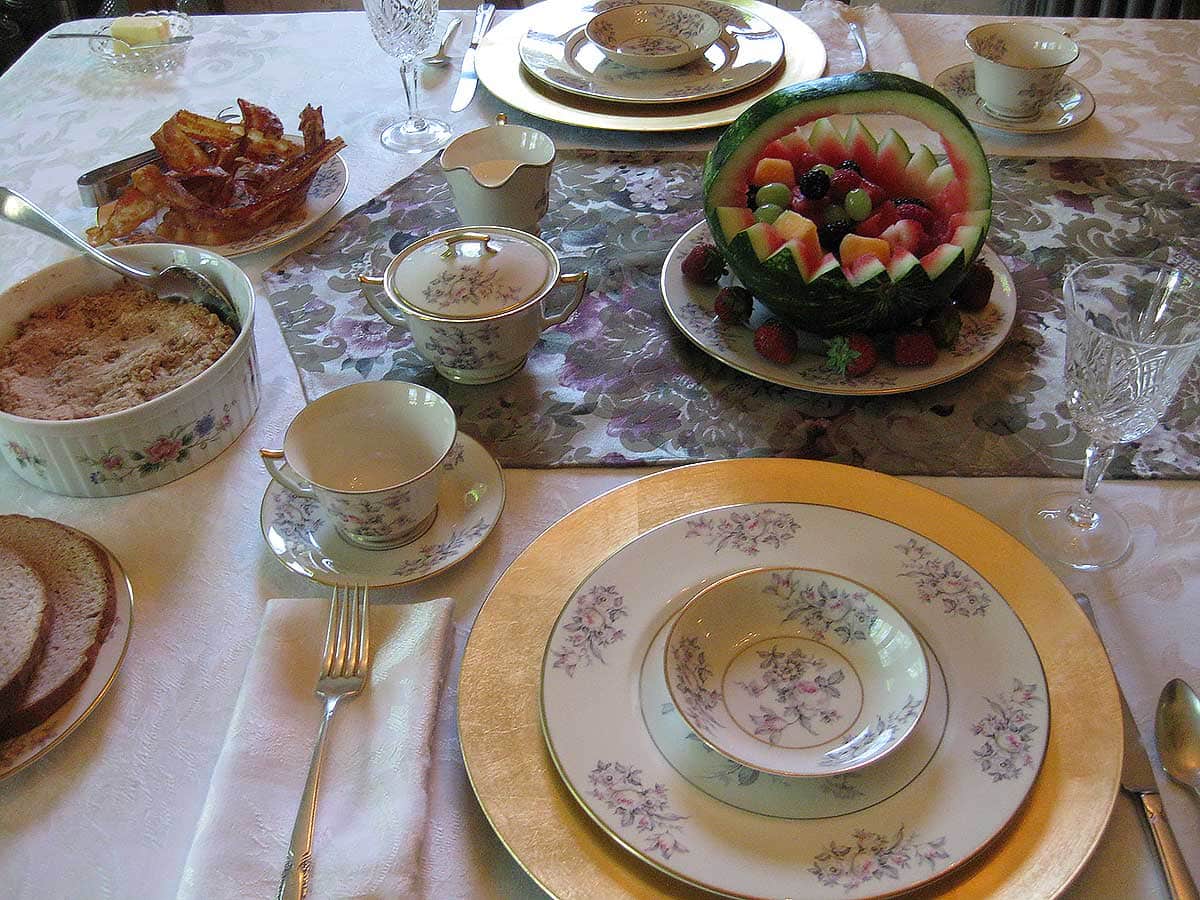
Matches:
[0,9,1197,899]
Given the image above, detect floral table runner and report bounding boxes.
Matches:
[262,151,1200,477]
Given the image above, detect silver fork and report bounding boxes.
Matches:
[278,584,371,900]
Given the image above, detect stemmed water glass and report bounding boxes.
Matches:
[364,0,451,153]
[1025,258,1200,570]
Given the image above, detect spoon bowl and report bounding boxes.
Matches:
[423,17,460,66]
[0,187,240,332]
[1157,677,1200,797]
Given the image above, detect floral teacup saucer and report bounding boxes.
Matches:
[934,62,1096,134]
[665,566,929,778]
[259,431,504,588]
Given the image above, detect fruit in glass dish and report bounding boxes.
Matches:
[703,72,992,335]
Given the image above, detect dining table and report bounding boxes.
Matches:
[0,5,1198,898]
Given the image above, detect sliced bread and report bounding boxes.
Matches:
[0,547,51,730]
[0,516,116,741]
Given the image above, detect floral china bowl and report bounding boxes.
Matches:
[0,244,258,497]
[88,10,192,76]
[585,4,721,71]
[664,566,929,778]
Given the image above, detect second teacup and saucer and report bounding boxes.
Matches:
[934,62,1095,134]
[258,381,505,588]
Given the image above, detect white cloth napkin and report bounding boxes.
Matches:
[798,0,920,78]
[176,596,454,900]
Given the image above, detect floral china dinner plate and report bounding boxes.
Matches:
[540,500,1050,899]
[259,432,504,588]
[934,63,1096,134]
[662,221,1016,396]
[517,0,785,106]
[109,151,348,258]
[0,536,133,781]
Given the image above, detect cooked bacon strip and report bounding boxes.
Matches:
[130,164,210,212]
[299,104,325,153]
[152,119,212,173]
[85,186,160,246]
[257,136,345,198]
[238,99,284,138]
[240,130,303,163]
[172,110,245,147]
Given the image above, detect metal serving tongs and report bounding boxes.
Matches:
[0,187,241,332]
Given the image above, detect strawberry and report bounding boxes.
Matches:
[955,261,994,311]
[789,189,825,220]
[827,168,862,200]
[859,179,887,207]
[894,203,937,232]
[892,330,938,367]
[927,305,962,348]
[681,242,726,284]
[855,201,898,238]
[825,333,878,377]
[753,319,799,365]
[714,286,753,325]
[793,152,823,178]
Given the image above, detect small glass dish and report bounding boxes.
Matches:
[88,11,191,75]
[585,3,720,71]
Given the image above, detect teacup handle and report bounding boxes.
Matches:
[542,271,588,327]
[358,273,409,327]
[260,448,317,498]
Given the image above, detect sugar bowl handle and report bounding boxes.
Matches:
[542,271,588,327]
[358,273,409,327]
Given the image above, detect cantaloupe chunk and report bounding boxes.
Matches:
[753,158,795,187]
[840,233,892,266]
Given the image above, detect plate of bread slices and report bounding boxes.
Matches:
[0,515,132,780]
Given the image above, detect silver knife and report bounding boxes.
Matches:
[1075,593,1200,900]
[450,2,496,113]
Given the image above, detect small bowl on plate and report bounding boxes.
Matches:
[89,10,191,75]
[664,566,929,778]
[584,3,721,71]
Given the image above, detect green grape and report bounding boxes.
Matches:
[844,188,872,221]
[823,204,849,226]
[755,182,792,209]
[754,203,784,224]
[812,163,835,178]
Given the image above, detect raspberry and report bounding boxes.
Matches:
[892,330,939,367]
[790,193,825,220]
[793,152,823,177]
[753,319,799,365]
[681,242,726,285]
[860,180,887,207]
[895,203,937,231]
[828,169,862,200]
[955,261,994,311]
[856,201,898,238]
[797,168,830,200]
[714,286,753,325]
[825,333,878,377]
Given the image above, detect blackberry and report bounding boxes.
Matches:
[890,197,928,209]
[838,160,862,173]
[797,168,830,200]
[818,220,854,254]
[746,186,758,210]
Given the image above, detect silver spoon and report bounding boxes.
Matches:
[0,187,240,333]
[48,33,194,50]
[848,22,869,73]
[1158,678,1200,798]
[423,18,460,66]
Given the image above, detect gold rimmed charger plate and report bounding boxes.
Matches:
[459,459,1121,899]
[474,0,826,132]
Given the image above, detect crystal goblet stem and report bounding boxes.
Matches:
[365,0,451,153]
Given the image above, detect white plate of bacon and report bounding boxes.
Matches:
[86,99,347,258]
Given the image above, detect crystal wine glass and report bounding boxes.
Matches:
[1025,258,1200,569]
[364,0,451,153]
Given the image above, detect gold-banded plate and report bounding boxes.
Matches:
[475,0,826,132]
[459,459,1121,899]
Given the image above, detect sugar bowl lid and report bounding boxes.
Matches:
[390,228,557,320]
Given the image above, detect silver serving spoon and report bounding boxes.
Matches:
[48,33,194,50]
[423,18,460,66]
[0,187,240,333]
[1158,678,1200,799]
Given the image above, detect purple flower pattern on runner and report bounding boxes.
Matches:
[684,508,799,555]
[895,539,992,617]
[669,636,723,734]
[810,827,949,890]
[552,585,628,676]
[972,679,1042,782]
[737,645,845,745]
[766,572,878,643]
[589,761,688,859]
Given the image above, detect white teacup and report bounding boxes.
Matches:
[260,382,456,550]
[359,226,588,385]
[441,113,555,235]
[966,22,1079,121]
